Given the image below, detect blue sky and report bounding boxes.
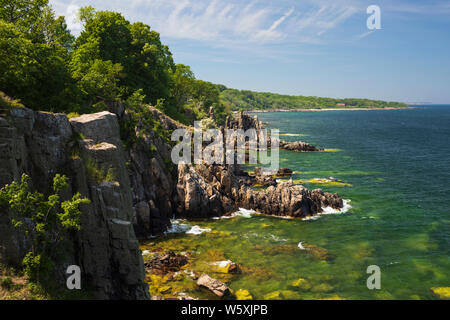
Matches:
[51,0,450,103]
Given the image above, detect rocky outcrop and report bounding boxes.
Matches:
[0,108,149,300]
[279,140,323,152]
[225,111,264,133]
[176,163,344,219]
[225,112,323,152]
[176,164,234,218]
[276,168,293,176]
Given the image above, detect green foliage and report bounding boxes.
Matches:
[0,2,231,125]
[0,18,78,112]
[120,90,171,151]
[83,158,117,184]
[0,277,14,290]
[76,59,124,103]
[70,8,174,109]
[166,64,231,125]
[0,91,24,112]
[220,87,408,111]
[0,174,90,283]
[0,0,49,37]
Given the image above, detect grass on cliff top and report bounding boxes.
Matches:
[0,91,24,116]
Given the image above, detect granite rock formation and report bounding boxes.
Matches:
[0,108,149,300]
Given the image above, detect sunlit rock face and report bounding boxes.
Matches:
[0,108,149,300]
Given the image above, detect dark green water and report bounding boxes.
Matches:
[143,105,450,300]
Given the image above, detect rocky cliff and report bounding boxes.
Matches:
[0,105,344,299]
[0,108,149,299]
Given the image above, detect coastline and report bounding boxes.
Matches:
[247,107,414,113]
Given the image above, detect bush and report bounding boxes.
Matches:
[84,158,117,184]
[0,277,14,290]
[0,174,90,283]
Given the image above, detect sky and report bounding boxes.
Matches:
[50,0,450,104]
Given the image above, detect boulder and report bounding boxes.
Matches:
[197,274,230,298]
[276,168,293,176]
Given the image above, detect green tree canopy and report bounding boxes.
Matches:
[71,8,174,108]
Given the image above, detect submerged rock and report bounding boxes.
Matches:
[212,260,241,274]
[197,274,230,298]
[264,291,282,300]
[290,278,312,291]
[144,251,189,275]
[280,140,323,152]
[302,244,332,261]
[430,287,450,300]
[235,289,253,300]
[276,168,293,176]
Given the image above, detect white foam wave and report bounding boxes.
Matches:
[185,226,212,235]
[303,199,352,221]
[218,208,257,219]
[165,220,190,234]
[298,242,307,250]
[211,260,233,268]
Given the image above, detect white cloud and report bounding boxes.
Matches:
[50,0,360,45]
[353,30,375,41]
[65,4,82,34]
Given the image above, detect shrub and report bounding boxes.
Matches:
[84,158,117,184]
[0,174,90,283]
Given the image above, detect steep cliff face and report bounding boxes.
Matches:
[123,106,182,237]
[0,108,149,300]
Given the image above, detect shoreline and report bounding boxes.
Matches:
[247,107,414,113]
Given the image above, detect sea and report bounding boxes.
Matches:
[141,105,450,300]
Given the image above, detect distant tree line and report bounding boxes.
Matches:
[218,88,408,111]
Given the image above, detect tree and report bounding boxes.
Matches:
[0,20,77,112]
[128,22,174,104]
[0,0,48,29]
[71,8,175,108]
[77,59,124,105]
[170,64,195,111]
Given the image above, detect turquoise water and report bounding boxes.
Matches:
[142,105,450,300]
